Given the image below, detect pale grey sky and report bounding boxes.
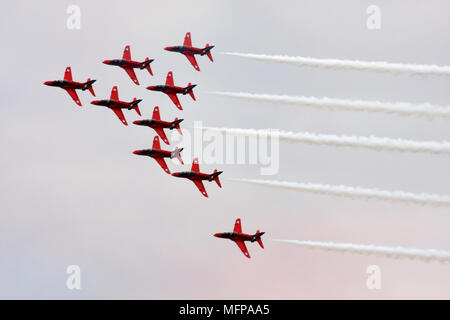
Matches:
[0,0,449,299]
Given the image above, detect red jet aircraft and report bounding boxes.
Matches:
[44,67,96,106]
[164,32,214,71]
[214,218,265,259]
[133,136,184,174]
[133,106,183,145]
[146,71,196,110]
[103,45,154,85]
[91,86,142,126]
[171,158,222,197]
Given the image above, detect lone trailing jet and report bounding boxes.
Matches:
[133,136,183,174]
[171,158,222,197]
[214,218,265,259]
[90,86,142,126]
[133,106,183,145]
[44,67,96,106]
[164,32,214,71]
[146,71,196,110]
[103,45,154,85]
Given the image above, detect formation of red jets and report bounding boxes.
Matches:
[44,33,265,258]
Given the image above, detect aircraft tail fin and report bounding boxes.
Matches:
[186,83,196,101]
[142,57,154,76]
[83,78,96,96]
[131,98,142,116]
[254,231,265,249]
[171,118,183,135]
[204,44,214,62]
[211,169,222,188]
[171,147,184,164]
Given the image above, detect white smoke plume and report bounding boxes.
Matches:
[222,52,450,76]
[272,239,450,263]
[209,91,450,118]
[203,127,450,155]
[232,178,450,206]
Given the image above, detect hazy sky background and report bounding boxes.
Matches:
[1,0,449,299]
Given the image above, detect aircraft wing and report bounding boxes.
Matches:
[191,158,200,173]
[124,68,139,85]
[154,128,169,145]
[233,218,242,233]
[167,93,182,110]
[152,135,161,149]
[185,54,200,71]
[112,108,127,125]
[154,157,170,174]
[64,67,73,81]
[123,45,131,61]
[192,180,208,197]
[183,32,192,47]
[165,71,174,86]
[65,89,82,106]
[152,106,161,120]
[234,240,251,258]
[110,86,119,100]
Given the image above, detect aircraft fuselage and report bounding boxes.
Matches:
[147,85,186,94]
[133,149,171,158]
[172,171,213,181]
[214,232,255,242]
[90,99,133,109]
[103,59,144,69]
[44,80,84,90]
[134,119,172,129]
[165,45,214,56]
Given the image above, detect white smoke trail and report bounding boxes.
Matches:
[222,52,450,76]
[272,239,450,263]
[209,91,450,118]
[232,178,450,206]
[203,127,450,155]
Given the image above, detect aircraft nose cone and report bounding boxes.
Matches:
[133,150,142,155]
[213,233,221,238]
[102,60,110,64]
[146,86,154,90]
[43,81,52,86]
[90,100,99,105]
[132,120,142,125]
[164,46,172,51]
